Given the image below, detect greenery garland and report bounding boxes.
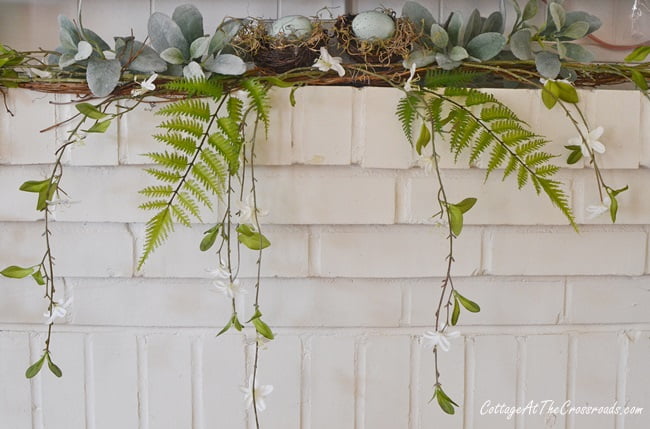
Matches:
[0,0,649,423]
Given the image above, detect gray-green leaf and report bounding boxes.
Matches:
[510,29,533,60]
[535,51,561,79]
[86,58,121,97]
[522,0,538,21]
[209,19,243,55]
[172,4,204,44]
[465,32,506,61]
[160,47,186,65]
[402,1,436,34]
[430,24,449,49]
[561,21,589,39]
[115,38,168,73]
[204,54,246,76]
[448,46,468,62]
[148,12,189,59]
[549,3,566,31]
[563,43,594,62]
[190,36,211,59]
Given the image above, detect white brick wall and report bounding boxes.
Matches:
[1,2,650,428]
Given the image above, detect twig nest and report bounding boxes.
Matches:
[351,11,396,40]
[234,18,328,73]
[335,11,416,67]
[270,15,313,39]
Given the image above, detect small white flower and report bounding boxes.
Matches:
[29,68,52,78]
[235,193,268,228]
[44,297,73,325]
[213,278,247,300]
[417,156,435,175]
[586,196,611,220]
[568,125,605,157]
[46,197,79,221]
[421,327,460,352]
[183,61,205,80]
[313,47,345,77]
[240,376,274,412]
[74,41,93,61]
[131,73,158,97]
[404,62,418,92]
[208,261,230,280]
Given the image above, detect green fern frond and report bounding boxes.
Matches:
[469,130,493,164]
[191,162,224,197]
[424,70,481,88]
[171,205,191,226]
[396,94,419,145]
[517,165,529,188]
[164,77,224,100]
[480,105,520,122]
[139,185,174,199]
[208,132,240,174]
[538,178,575,225]
[153,133,197,155]
[177,191,202,221]
[139,200,170,211]
[199,148,228,186]
[138,208,174,268]
[145,151,189,171]
[185,179,213,210]
[227,96,244,124]
[217,116,242,147]
[241,78,271,134]
[157,99,211,122]
[144,168,182,183]
[159,118,204,139]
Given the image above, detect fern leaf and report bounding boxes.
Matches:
[241,78,271,134]
[517,165,529,188]
[153,133,197,155]
[139,200,170,211]
[164,78,223,100]
[539,178,576,227]
[185,179,213,209]
[424,70,481,88]
[535,164,560,177]
[208,132,240,175]
[138,208,174,269]
[469,130,493,164]
[176,191,202,221]
[144,168,182,183]
[159,118,204,139]
[227,96,244,124]
[486,143,507,174]
[200,148,228,188]
[145,151,189,171]
[171,205,192,226]
[157,99,211,122]
[480,105,520,122]
[396,95,419,144]
[139,185,174,199]
[191,162,224,197]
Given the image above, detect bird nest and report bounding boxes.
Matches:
[233,19,329,73]
[334,13,417,67]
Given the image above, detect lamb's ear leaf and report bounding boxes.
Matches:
[402,1,436,34]
[148,12,189,58]
[172,4,204,44]
[86,58,121,97]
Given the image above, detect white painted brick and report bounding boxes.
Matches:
[359,87,414,169]
[292,86,353,165]
[146,335,192,429]
[567,277,650,324]
[70,278,231,327]
[77,0,151,43]
[137,225,308,278]
[404,170,572,225]
[640,98,650,168]
[250,88,293,166]
[256,335,302,429]
[473,336,518,429]
[487,227,646,276]
[591,90,641,169]
[310,335,356,429]
[258,278,402,327]
[572,334,619,429]
[419,334,465,428]
[0,277,49,324]
[0,165,49,221]
[154,0,278,21]
[365,336,411,429]
[577,169,650,224]
[255,168,395,224]
[92,334,139,429]
[0,222,134,278]
[202,334,247,427]
[317,226,481,277]
[0,0,77,51]
[626,332,650,429]
[279,0,343,16]
[533,89,591,167]
[1,90,58,164]
[523,335,568,429]
[42,333,86,429]
[118,101,162,164]
[0,333,32,428]
[409,277,565,326]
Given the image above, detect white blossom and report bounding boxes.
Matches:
[586,196,611,220]
[213,278,247,300]
[235,193,268,228]
[131,73,158,97]
[421,327,460,352]
[183,61,205,80]
[240,376,274,412]
[568,125,606,157]
[46,197,79,221]
[44,297,73,324]
[404,62,418,92]
[417,156,435,175]
[313,47,345,77]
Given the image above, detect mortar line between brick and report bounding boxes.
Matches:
[565,335,577,429]
[136,335,149,429]
[84,334,97,429]
[191,336,204,429]
[300,335,312,429]
[615,332,629,429]
[514,336,527,429]
[407,335,420,429]
[400,283,412,327]
[354,336,367,429]
[29,333,44,429]
[463,336,475,429]
[562,277,571,324]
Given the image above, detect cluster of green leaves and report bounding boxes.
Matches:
[398,71,575,226]
[625,46,650,94]
[0,44,24,88]
[0,264,44,286]
[25,351,62,379]
[450,290,480,326]
[138,76,271,268]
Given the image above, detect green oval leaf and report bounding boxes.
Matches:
[199,226,219,251]
[25,355,46,379]
[455,197,477,214]
[415,123,431,155]
[451,298,460,326]
[556,80,579,103]
[624,46,650,62]
[19,179,49,193]
[46,355,63,378]
[630,70,648,91]
[454,291,481,312]
[252,318,275,340]
[32,270,45,286]
[541,80,560,110]
[447,204,464,237]
[465,32,506,61]
[429,24,449,49]
[75,102,108,120]
[1,265,36,279]
[237,225,271,250]
[86,119,112,133]
[566,149,583,165]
